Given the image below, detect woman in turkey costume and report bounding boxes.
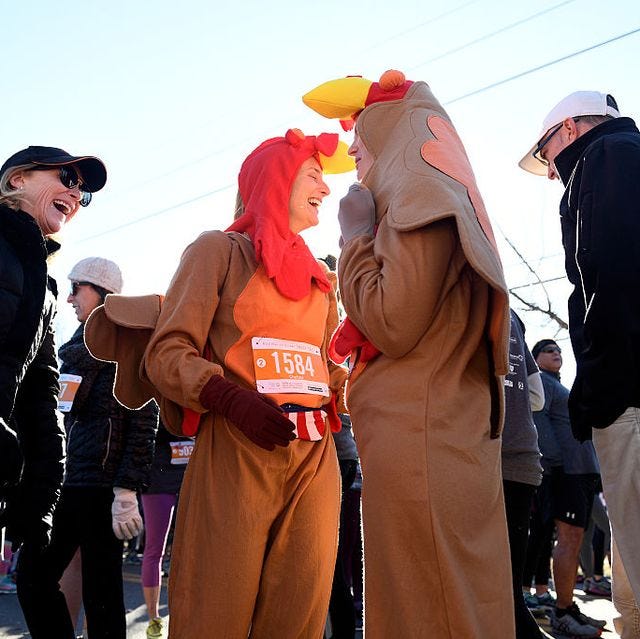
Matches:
[303,71,515,638]
[143,129,351,638]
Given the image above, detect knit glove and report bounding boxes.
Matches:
[0,498,51,552]
[111,487,143,540]
[338,183,376,247]
[0,418,23,496]
[199,375,295,451]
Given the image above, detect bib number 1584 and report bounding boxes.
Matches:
[271,351,315,377]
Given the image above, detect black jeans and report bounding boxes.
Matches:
[523,474,555,588]
[329,459,358,639]
[504,480,547,639]
[17,486,125,639]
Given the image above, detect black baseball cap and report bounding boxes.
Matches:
[532,339,558,359]
[0,146,107,193]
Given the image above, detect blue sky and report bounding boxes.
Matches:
[5,0,640,380]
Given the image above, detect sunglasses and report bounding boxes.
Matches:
[533,117,583,167]
[540,345,562,354]
[31,165,92,207]
[70,281,93,296]
[533,123,563,167]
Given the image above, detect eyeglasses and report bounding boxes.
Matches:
[31,165,92,207]
[533,117,582,167]
[533,123,563,167]
[70,281,92,296]
[540,345,562,354]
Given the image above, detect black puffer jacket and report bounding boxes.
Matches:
[0,204,65,547]
[59,325,158,490]
[555,117,640,440]
[145,422,191,495]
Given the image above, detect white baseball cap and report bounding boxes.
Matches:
[519,91,620,175]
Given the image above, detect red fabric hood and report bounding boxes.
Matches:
[226,129,338,300]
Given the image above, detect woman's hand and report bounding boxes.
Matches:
[199,376,295,451]
[338,183,376,246]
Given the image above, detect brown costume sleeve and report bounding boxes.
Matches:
[338,217,460,359]
[143,231,232,413]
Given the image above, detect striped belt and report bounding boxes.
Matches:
[281,404,327,442]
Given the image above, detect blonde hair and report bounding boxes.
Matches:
[0,163,34,210]
[233,191,245,220]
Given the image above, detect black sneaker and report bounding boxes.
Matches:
[567,602,606,629]
[551,608,601,638]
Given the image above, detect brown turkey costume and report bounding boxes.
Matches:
[303,72,515,638]
[136,130,350,638]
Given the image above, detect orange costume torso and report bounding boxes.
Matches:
[226,262,331,409]
[142,230,344,639]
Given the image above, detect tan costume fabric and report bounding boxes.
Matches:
[140,230,342,638]
[340,82,514,638]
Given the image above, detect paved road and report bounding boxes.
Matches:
[0,562,168,639]
[0,572,620,638]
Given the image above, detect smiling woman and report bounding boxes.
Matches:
[0,146,106,235]
[288,156,330,234]
[135,128,354,638]
[0,145,107,639]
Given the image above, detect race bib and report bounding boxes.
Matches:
[251,337,329,396]
[169,440,194,465]
[58,374,83,413]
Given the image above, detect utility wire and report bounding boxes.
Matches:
[366,0,482,50]
[510,275,566,291]
[77,184,233,242]
[78,26,640,243]
[97,3,485,200]
[446,26,640,104]
[409,0,576,70]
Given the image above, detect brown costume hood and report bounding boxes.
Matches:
[357,80,509,374]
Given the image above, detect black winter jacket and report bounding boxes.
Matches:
[144,423,191,495]
[554,117,640,441]
[59,325,158,490]
[0,204,65,546]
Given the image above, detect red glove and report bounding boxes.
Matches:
[199,375,295,451]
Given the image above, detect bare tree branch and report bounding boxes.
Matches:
[499,229,569,332]
[508,288,569,330]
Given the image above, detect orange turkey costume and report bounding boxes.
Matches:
[303,73,515,638]
[138,131,349,638]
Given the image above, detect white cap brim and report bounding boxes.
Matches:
[519,143,548,175]
[519,91,620,176]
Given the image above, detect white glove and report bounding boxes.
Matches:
[111,487,143,540]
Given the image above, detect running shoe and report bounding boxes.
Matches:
[146,617,163,638]
[535,590,556,609]
[524,592,540,610]
[551,608,601,638]
[0,574,16,594]
[584,576,612,598]
[567,602,606,629]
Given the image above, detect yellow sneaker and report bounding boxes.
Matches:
[146,617,163,638]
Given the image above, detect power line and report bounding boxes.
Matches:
[77,26,640,243]
[446,26,640,104]
[409,0,576,70]
[94,3,486,202]
[367,0,482,50]
[76,184,234,243]
[510,275,566,291]
[76,2,561,211]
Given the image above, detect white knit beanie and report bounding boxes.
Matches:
[68,257,123,294]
